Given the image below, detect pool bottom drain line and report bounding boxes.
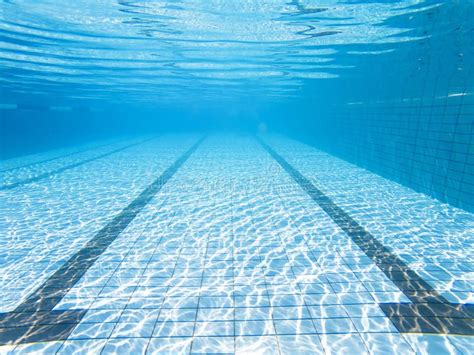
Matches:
[0,136,158,191]
[0,136,206,345]
[256,136,473,336]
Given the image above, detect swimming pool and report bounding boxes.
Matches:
[1,1,473,354]
[1,134,472,353]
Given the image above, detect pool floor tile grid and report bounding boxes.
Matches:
[0,134,473,354]
[0,135,201,313]
[261,135,474,304]
[0,136,126,173]
[257,137,473,336]
[0,137,153,189]
[53,135,240,352]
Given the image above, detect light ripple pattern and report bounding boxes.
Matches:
[0,135,201,314]
[0,0,447,104]
[2,134,470,353]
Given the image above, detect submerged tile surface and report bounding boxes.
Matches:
[0,134,472,354]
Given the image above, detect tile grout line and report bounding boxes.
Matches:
[92,194,176,354]
[0,136,157,191]
[255,135,473,336]
[0,137,126,173]
[139,200,179,354]
[274,181,364,353]
[0,135,206,346]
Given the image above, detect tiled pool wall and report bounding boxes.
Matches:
[289,2,473,213]
[309,96,473,213]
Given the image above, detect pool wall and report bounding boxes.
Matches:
[273,2,474,213]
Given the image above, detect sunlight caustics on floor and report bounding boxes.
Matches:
[0,134,472,354]
[1,0,472,353]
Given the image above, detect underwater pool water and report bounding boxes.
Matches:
[0,1,473,354]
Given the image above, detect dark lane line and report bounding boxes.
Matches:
[256,136,473,335]
[0,138,125,173]
[0,137,156,191]
[0,136,206,345]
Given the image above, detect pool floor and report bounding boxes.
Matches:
[0,134,472,354]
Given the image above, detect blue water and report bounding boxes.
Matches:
[0,1,473,354]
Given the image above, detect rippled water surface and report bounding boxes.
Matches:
[1,0,455,103]
[1,1,473,354]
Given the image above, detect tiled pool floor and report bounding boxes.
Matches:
[0,134,472,354]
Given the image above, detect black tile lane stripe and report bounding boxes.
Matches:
[0,138,125,173]
[256,137,474,336]
[0,137,156,191]
[0,136,206,345]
